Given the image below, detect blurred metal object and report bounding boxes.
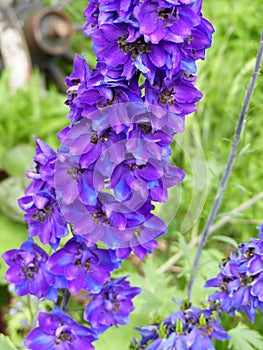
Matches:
[23,6,74,56]
[0,0,82,92]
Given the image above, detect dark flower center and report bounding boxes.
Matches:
[96,91,119,108]
[133,228,142,238]
[32,206,52,222]
[104,292,120,312]
[242,247,255,260]
[74,257,91,271]
[55,331,72,345]
[139,123,153,135]
[90,128,111,144]
[85,258,91,271]
[71,78,80,85]
[65,91,77,106]
[240,276,254,286]
[74,259,82,266]
[100,128,112,142]
[92,210,109,225]
[129,163,147,172]
[67,167,83,180]
[118,35,151,59]
[201,324,213,336]
[158,8,173,20]
[187,35,193,45]
[114,301,120,312]
[221,257,230,267]
[219,277,231,292]
[90,134,99,144]
[35,161,42,173]
[22,262,39,279]
[159,89,174,106]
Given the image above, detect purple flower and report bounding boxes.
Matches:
[19,138,69,248]
[24,306,97,350]
[90,22,182,82]
[111,212,167,260]
[134,0,200,44]
[65,55,142,124]
[57,192,166,259]
[84,1,214,82]
[48,236,121,294]
[84,276,141,333]
[180,16,214,63]
[54,114,182,258]
[19,189,68,246]
[145,70,202,127]
[2,238,57,302]
[205,237,263,323]
[109,158,184,203]
[26,136,56,187]
[132,301,230,349]
[83,0,140,37]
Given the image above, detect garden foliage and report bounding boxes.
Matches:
[1,0,263,349]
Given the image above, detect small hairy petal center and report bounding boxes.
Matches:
[118,36,151,59]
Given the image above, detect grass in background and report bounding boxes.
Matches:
[169,0,263,241]
[0,0,263,349]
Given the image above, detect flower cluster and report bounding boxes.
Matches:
[48,236,121,294]
[205,229,263,323]
[18,137,69,248]
[57,0,213,256]
[84,276,141,334]
[2,0,214,348]
[84,0,213,82]
[25,307,98,350]
[131,301,230,349]
[2,238,57,302]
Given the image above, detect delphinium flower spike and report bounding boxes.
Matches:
[205,224,263,323]
[2,0,215,348]
[131,300,230,349]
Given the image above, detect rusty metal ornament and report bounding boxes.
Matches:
[0,0,78,92]
[23,6,74,57]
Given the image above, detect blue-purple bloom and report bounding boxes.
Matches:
[56,194,166,259]
[54,111,184,257]
[2,238,57,302]
[48,236,121,294]
[84,0,214,82]
[65,55,142,124]
[25,306,97,350]
[26,136,57,187]
[132,301,230,349]
[84,276,141,333]
[2,0,216,346]
[205,236,263,323]
[19,138,68,248]
[144,70,202,122]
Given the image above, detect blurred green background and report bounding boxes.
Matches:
[0,0,263,349]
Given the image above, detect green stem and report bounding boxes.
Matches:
[60,289,71,312]
[187,30,263,301]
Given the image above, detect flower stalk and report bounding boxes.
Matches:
[187,30,263,300]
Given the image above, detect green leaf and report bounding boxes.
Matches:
[177,232,190,260]
[228,323,263,350]
[1,144,34,177]
[211,235,238,248]
[0,176,30,222]
[128,257,182,315]
[0,334,17,350]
